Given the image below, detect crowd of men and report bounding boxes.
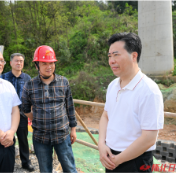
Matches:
[0,32,164,173]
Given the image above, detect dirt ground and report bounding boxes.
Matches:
[76,105,176,142]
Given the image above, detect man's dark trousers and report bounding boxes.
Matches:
[16,115,30,167]
[0,138,15,173]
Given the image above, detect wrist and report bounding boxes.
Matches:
[0,130,2,136]
[98,141,106,149]
[71,127,76,131]
[116,153,124,165]
[10,129,16,136]
[98,139,106,145]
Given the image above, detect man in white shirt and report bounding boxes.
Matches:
[98,33,164,173]
[0,52,21,173]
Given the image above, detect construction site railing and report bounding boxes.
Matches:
[73,99,176,119]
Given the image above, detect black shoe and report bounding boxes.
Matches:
[22,164,35,172]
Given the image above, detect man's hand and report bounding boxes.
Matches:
[98,143,116,170]
[1,130,15,148]
[109,154,121,168]
[24,112,33,121]
[70,127,76,144]
[0,130,6,144]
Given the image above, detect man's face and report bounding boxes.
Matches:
[38,62,55,77]
[0,53,5,74]
[108,41,134,77]
[10,56,24,71]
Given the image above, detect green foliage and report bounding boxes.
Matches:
[70,71,106,101]
[155,78,175,87]
[172,0,176,11]
[173,11,176,58]
[0,1,138,102]
[107,1,138,14]
[2,1,175,102]
[172,58,176,76]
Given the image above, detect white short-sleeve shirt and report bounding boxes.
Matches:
[104,70,164,151]
[0,78,21,132]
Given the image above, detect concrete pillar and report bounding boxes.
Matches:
[138,1,174,75]
[0,45,4,55]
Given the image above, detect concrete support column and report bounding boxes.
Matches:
[138,1,174,75]
[0,45,4,55]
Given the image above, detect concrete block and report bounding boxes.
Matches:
[80,129,85,132]
[169,143,175,149]
[155,146,162,154]
[161,151,169,157]
[76,128,81,132]
[166,156,175,163]
[153,153,162,160]
[161,143,170,151]
[95,130,99,134]
[156,141,161,146]
[168,148,176,158]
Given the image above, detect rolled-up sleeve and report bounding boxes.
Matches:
[21,81,32,113]
[65,80,77,128]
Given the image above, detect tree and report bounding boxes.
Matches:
[108,0,138,14]
[172,0,176,11]
[95,1,108,11]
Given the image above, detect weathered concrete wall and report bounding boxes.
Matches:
[0,45,4,55]
[138,1,174,75]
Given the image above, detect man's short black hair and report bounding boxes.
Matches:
[108,32,142,63]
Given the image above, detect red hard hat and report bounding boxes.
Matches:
[33,45,58,62]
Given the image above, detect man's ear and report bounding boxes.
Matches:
[35,63,38,70]
[132,52,138,62]
[10,61,12,67]
[35,64,38,70]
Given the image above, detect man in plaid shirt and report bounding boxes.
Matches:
[21,45,77,173]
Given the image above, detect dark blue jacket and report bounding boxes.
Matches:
[1,71,31,117]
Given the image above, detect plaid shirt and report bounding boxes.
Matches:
[21,74,77,144]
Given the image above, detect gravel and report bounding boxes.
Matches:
[14,154,62,173]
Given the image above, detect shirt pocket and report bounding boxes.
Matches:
[54,88,65,103]
[31,89,44,105]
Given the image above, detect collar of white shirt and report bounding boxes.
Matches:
[115,69,144,90]
[0,78,3,83]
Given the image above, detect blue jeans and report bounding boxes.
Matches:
[33,135,77,173]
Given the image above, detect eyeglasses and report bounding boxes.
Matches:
[0,60,6,65]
